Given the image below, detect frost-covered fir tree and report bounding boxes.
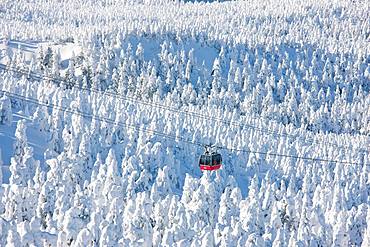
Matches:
[9,120,37,186]
[0,94,12,125]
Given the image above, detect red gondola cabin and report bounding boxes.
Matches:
[199,152,222,171]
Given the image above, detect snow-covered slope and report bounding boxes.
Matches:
[0,0,369,246]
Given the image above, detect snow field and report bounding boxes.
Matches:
[0,0,369,246]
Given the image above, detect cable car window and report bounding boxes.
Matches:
[212,155,217,166]
[205,155,211,166]
[214,154,221,164]
[200,155,206,165]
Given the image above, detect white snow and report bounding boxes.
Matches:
[0,0,369,246]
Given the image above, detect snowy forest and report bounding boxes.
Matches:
[0,0,369,246]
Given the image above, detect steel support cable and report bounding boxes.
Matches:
[1,89,362,165]
[0,64,364,150]
[1,89,203,147]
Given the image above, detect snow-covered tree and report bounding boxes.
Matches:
[0,94,12,125]
[9,120,37,186]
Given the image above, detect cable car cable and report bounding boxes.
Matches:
[0,89,205,146]
[1,89,363,166]
[2,64,363,150]
[0,64,361,151]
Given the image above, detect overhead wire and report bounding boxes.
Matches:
[0,89,204,147]
[0,64,359,151]
[0,89,363,165]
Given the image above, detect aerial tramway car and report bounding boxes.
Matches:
[199,145,222,171]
